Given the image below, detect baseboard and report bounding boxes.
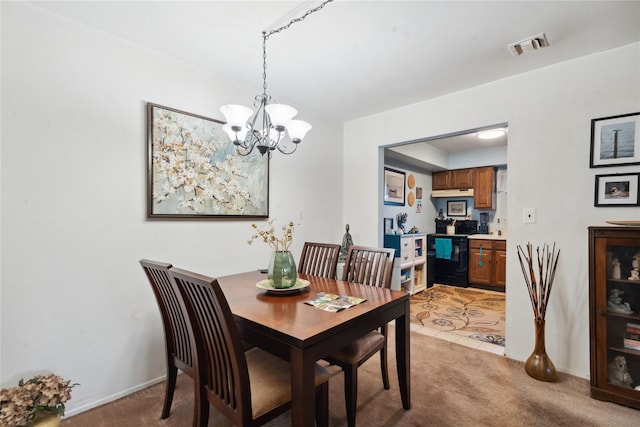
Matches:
[63,375,167,418]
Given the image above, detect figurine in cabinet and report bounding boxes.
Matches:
[629,267,640,281]
[607,289,633,314]
[607,355,634,388]
[611,258,622,279]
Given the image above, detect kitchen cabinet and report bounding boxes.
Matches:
[432,168,473,190]
[452,168,474,188]
[474,166,495,209]
[468,238,506,291]
[589,226,640,410]
[432,171,451,190]
[384,233,427,294]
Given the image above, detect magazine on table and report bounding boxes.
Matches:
[305,293,367,312]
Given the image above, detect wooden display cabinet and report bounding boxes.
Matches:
[468,238,506,291]
[589,226,640,410]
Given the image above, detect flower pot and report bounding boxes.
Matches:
[525,319,557,382]
[268,251,297,289]
[33,413,61,427]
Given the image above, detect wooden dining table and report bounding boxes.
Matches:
[216,270,411,426]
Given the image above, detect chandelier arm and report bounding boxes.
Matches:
[276,142,298,155]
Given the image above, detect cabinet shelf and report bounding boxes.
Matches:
[609,346,640,357]
[608,278,640,286]
[606,311,640,321]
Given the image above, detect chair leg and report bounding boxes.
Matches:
[343,365,358,427]
[193,378,209,427]
[380,345,390,390]
[315,382,329,427]
[161,364,178,418]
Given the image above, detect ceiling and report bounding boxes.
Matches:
[27,1,639,160]
[29,1,640,124]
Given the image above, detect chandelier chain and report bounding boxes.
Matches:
[261,0,333,97]
[263,0,334,40]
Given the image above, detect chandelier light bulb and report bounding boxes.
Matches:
[287,120,312,143]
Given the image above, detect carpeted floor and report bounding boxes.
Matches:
[62,328,639,426]
[410,284,505,347]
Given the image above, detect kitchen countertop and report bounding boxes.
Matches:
[467,234,507,240]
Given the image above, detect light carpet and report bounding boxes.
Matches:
[62,328,639,426]
[410,284,506,346]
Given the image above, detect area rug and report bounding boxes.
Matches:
[410,284,505,346]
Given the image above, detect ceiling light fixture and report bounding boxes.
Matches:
[477,128,507,140]
[220,0,333,156]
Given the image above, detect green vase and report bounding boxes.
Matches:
[268,251,297,289]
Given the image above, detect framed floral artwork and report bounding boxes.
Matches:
[146,103,269,219]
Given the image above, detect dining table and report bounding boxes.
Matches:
[216,270,411,427]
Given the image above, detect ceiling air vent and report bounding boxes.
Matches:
[508,33,549,56]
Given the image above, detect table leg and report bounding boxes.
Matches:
[396,299,411,409]
[290,347,317,426]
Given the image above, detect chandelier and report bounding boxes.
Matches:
[220,0,333,156]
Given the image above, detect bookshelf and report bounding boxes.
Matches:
[384,233,427,294]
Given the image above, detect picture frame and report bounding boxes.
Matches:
[384,217,394,235]
[590,112,640,168]
[447,200,467,216]
[147,102,269,219]
[384,167,406,206]
[594,173,640,207]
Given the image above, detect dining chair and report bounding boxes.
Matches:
[139,259,196,421]
[324,245,395,427]
[298,241,341,279]
[168,267,334,427]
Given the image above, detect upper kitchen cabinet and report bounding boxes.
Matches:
[432,166,496,209]
[432,171,452,190]
[452,168,474,188]
[474,166,495,209]
[432,168,474,190]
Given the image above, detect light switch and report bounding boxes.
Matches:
[523,208,536,224]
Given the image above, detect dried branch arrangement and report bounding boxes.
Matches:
[517,242,561,321]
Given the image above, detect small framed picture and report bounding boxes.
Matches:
[384,167,406,206]
[590,112,640,168]
[384,217,394,234]
[594,173,640,207]
[447,200,467,216]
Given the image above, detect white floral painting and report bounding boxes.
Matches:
[147,103,268,218]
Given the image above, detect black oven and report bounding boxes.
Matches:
[427,234,469,287]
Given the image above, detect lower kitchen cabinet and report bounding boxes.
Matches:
[468,238,506,291]
[589,226,640,410]
[384,233,427,294]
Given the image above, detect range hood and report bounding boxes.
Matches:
[431,189,475,198]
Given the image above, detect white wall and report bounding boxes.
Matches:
[345,43,640,378]
[1,2,343,414]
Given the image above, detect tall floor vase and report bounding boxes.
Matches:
[33,414,61,427]
[524,319,557,382]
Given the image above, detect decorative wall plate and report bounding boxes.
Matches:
[407,174,415,189]
[407,191,415,207]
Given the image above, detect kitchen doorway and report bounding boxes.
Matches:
[382,124,508,353]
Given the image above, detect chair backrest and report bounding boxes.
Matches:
[169,267,252,425]
[298,242,341,278]
[139,259,194,376]
[342,245,395,289]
